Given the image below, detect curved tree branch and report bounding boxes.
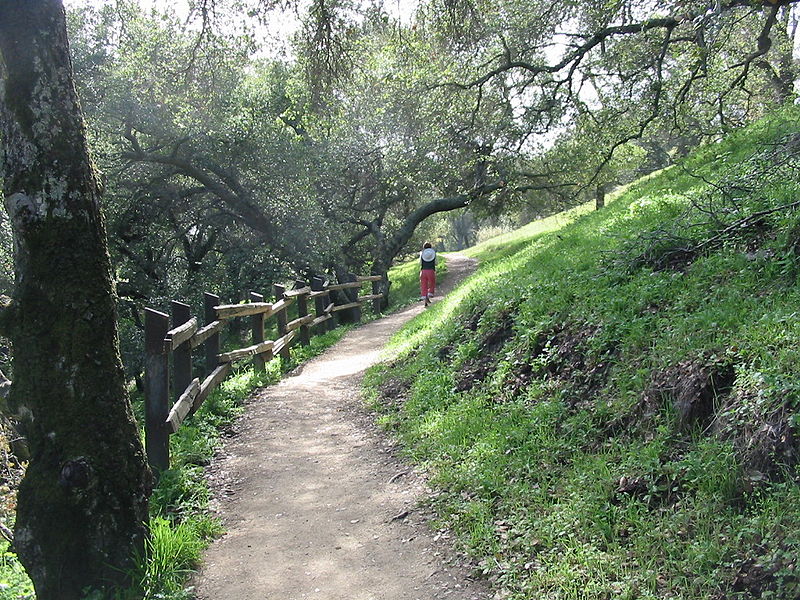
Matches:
[723,2,782,95]
[381,180,506,260]
[122,141,274,236]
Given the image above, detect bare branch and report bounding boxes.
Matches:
[723,2,782,95]
[449,16,685,91]
[0,520,12,544]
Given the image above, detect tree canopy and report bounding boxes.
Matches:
[54,0,800,313]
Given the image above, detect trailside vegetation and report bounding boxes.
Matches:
[365,107,800,599]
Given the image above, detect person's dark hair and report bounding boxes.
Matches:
[423,242,433,249]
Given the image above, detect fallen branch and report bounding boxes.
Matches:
[388,470,408,484]
[692,199,800,254]
[387,509,411,523]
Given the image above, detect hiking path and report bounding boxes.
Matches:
[192,254,488,600]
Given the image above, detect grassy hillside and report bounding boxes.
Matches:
[366,107,800,599]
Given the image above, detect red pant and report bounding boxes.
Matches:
[420,269,436,298]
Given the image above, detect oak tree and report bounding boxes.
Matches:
[0,2,150,597]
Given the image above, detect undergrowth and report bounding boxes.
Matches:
[0,328,348,599]
[365,106,800,599]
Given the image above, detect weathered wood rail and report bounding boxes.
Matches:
[144,274,385,474]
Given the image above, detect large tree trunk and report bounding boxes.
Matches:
[0,2,151,598]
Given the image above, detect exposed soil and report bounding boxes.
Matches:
[192,254,487,600]
[454,311,515,393]
[715,390,800,482]
[644,357,736,431]
[502,322,616,404]
[376,376,413,411]
[725,544,800,599]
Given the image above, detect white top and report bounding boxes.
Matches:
[421,248,436,262]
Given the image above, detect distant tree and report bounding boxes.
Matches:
[0,2,150,598]
[67,5,341,299]
[444,210,479,251]
[67,1,513,307]
[518,113,647,212]
[427,0,800,193]
[295,0,800,282]
[287,13,520,302]
[58,0,800,320]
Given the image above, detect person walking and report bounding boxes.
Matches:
[420,242,436,307]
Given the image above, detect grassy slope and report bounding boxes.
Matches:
[366,108,800,599]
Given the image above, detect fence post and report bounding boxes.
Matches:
[171,301,192,401]
[348,272,362,323]
[274,283,290,361]
[311,277,326,336]
[144,308,170,474]
[371,277,382,314]
[296,280,311,347]
[324,279,336,332]
[250,291,267,372]
[204,292,220,375]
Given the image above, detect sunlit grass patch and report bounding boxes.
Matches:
[365,107,800,599]
[133,516,217,600]
[0,541,33,600]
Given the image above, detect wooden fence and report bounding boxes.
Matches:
[144,274,384,474]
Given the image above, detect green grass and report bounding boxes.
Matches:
[131,516,214,600]
[0,541,34,600]
[366,106,800,599]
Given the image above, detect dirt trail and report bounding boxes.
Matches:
[192,254,488,600]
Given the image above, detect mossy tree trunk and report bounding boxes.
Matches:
[0,2,151,598]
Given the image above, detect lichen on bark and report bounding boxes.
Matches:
[0,2,151,598]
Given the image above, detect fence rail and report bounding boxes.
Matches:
[144,273,385,474]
